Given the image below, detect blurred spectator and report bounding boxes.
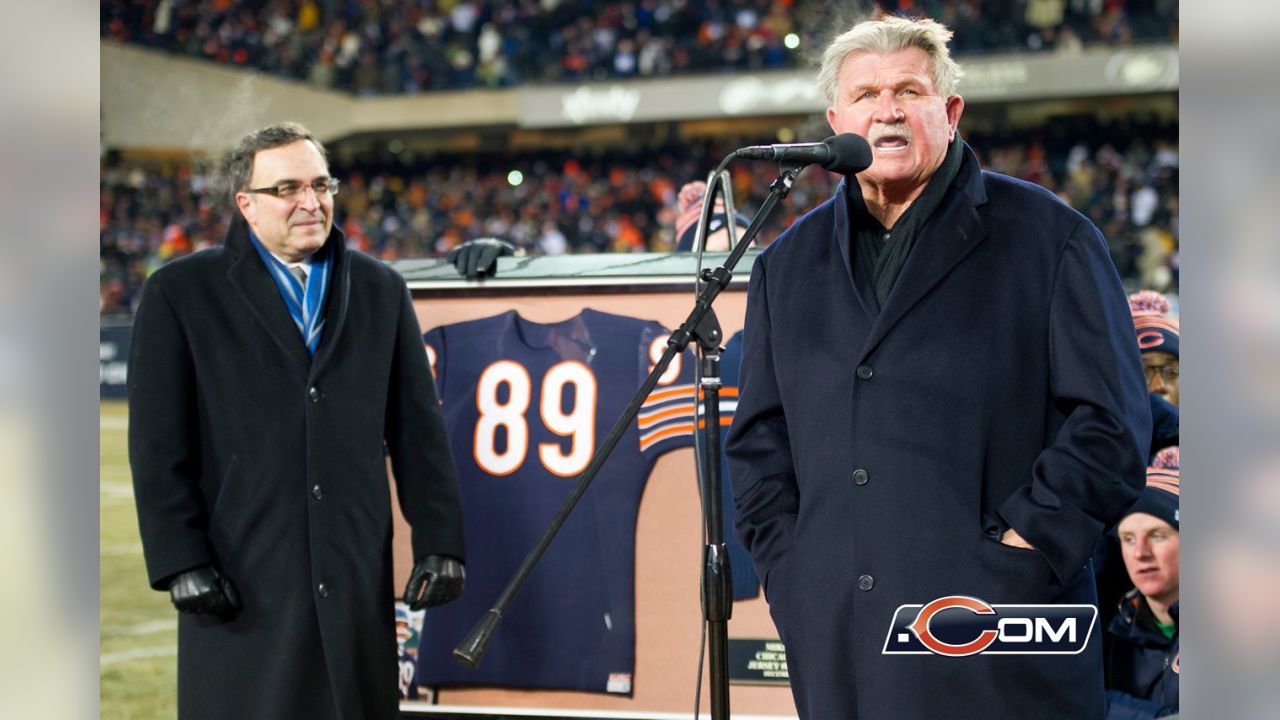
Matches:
[101,115,1177,315]
[101,0,1179,95]
[1129,290,1180,406]
[673,180,751,252]
[1104,466,1180,719]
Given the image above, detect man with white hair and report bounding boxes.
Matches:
[727,16,1150,719]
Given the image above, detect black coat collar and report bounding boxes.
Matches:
[833,141,990,363]
[223,214,351,378]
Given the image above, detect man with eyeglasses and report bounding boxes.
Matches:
[1130,290,1180,459]
[128,122,465,720]
[1130,290,1180,408]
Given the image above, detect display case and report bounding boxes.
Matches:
[387,252,797,719]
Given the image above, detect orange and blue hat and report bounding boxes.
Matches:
[1129,290,1179,359]
[674,180,750,252]
[1127,467,1180,530]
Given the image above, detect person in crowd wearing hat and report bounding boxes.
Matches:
[1104,467,1181,719]
[1129,290,1179,464]
[1096,292,1180,628]
[673,180,752,252]
[1130,290,1180,407]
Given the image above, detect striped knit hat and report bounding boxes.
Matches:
[1127,467,1180,530]
[1152,445,1179,470]
[1129,290,1179,358]
[674,180,749,251]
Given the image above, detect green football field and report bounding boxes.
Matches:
[100,400,177,719]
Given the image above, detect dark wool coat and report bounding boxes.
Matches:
[726,144,1151,720]
[128,216,464,720]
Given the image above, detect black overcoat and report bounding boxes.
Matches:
[128,216,463,719]
[726,145,1151,719]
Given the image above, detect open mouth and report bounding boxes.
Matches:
[873,135,910,152]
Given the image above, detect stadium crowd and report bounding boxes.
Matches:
[100,113,1177,316]
[101,0,1179,95]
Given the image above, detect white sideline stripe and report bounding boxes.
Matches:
[100,416,129,431]
[100,645,176,667]
[103,619,176,637]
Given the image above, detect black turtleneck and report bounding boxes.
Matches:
[849,138,964,315]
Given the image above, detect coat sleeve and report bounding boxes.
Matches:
[127,276,213,590]
[725,257,799,593]
[999,219,1152,584]
[384,281,465,563]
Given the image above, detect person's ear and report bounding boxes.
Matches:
[946,95,965,140]
[235,192,256,227]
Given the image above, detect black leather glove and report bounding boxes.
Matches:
[403,555,465,610]
[168,565,242,619]
[446,238,515,278]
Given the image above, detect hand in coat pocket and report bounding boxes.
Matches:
[1000,527,1036,550]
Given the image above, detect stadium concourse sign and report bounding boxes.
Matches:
[517,45,1177,128]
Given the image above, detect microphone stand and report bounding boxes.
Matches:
[454,157,808,720]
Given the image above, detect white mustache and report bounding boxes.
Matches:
[869,125,911,145]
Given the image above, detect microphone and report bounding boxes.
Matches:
[736,134,873,175]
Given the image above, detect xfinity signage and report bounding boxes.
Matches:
[518,45,1176,128]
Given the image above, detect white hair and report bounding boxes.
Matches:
[817,16,964,105]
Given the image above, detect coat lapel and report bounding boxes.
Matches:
[223,215,313,375]
[308,233,351,380]
[858,145,989,362]
[833,179,877,322]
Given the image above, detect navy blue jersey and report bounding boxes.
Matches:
[718,331,761,600]
[418,309,697,693]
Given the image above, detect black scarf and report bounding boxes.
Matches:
[850,138,964,314]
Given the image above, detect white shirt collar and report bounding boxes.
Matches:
[269,252,312,277]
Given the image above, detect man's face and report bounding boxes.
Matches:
[1117,511,1180,607]
[235,139,334,262]
[826,47,963,197]
[1143,350,1180,406]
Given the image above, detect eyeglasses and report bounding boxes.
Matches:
[245,178,341,199]
[1144,364,1180,383]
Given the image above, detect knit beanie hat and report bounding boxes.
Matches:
[1127,467,1180,530]
[674,180,749,251]
[1152,445,1179,470]
[1129,290,1179,359]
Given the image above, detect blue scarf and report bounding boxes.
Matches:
[248,230,332,355]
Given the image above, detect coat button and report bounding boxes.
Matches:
[312,485,323,500]
[852,469,869,485]
[858,574,874,591]
[856,365,874,380]
[317,583,329,598]
[308,386,320,401]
